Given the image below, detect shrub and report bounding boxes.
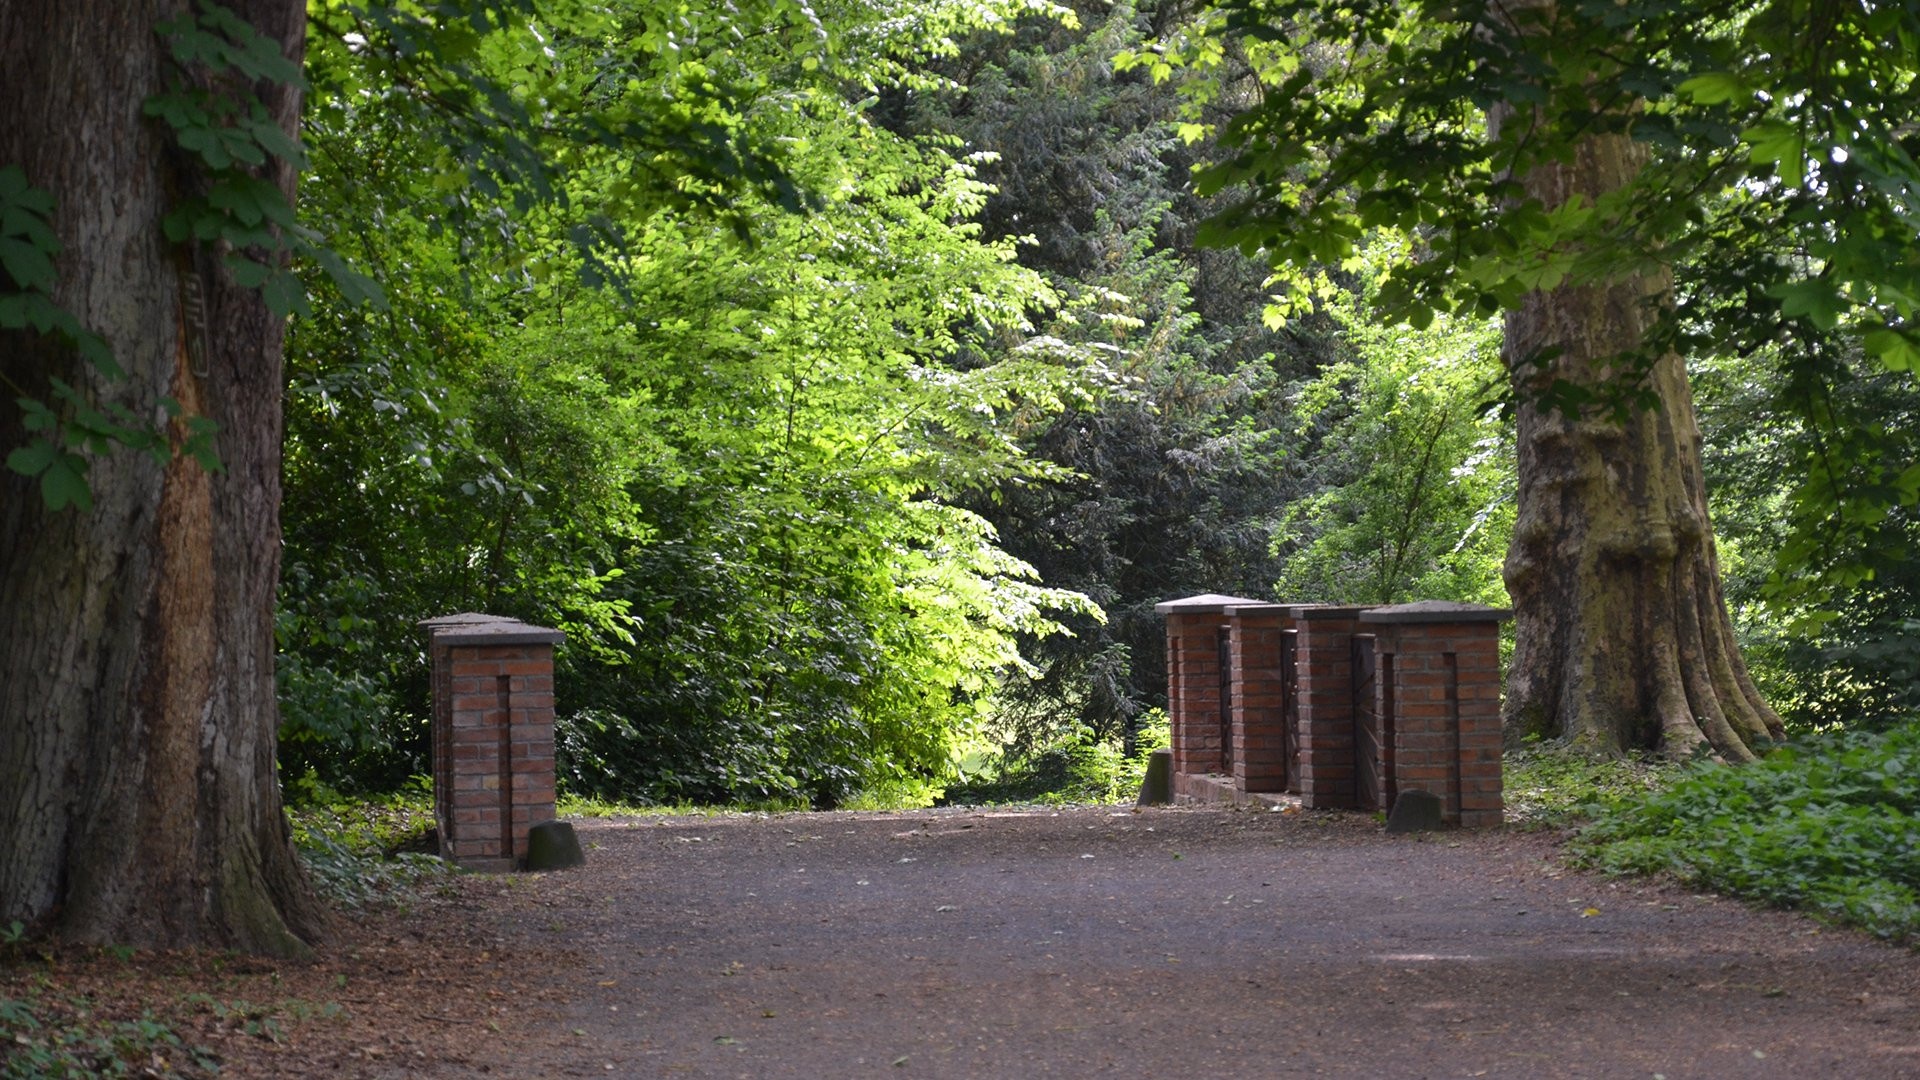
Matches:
[286,781,452,909]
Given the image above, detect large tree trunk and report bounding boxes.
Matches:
[0,0,328,953]
[1499,129,1785,761]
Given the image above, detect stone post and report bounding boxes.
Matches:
[421,613,564,870]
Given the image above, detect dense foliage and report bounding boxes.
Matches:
[1697,350,1920,731]
[900,0,1305,759]
[279,0,1102,806]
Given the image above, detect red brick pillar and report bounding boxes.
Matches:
[1223,603,1292,793]
[1360,601,1510,828]
[1155,594,1260,777]
[421,614,564,870]
[1290,605,1371,809]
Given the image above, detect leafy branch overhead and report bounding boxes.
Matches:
[0,166,219,510]
[1130,0,1920,373]
[1127,0,1920,613]
[4,0,336,510]
[148,0,382,317]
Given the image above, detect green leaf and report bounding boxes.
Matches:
[210,180,266,226]
[248,116,306,167]
[1769,279,1846,331]
[5,437,57,478]
[1741,121,1807,188]
[39,452,92,512]
[74,330,117,376]
[226,254,272,288]
[1676,72,1748,105]
[260,268,309,319]
[1863,327,1920,372]
[0,163,28,200]
[0,236,56,292]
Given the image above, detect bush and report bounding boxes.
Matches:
[1572,725,1920,943]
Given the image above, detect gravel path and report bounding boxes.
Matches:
[481,805,1920,1079]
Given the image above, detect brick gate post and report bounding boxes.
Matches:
[1221,603,1293,793]
[1290,605,1372,809]
[421,613,565,870]
[1154,594,1260,778]
[1360,601,1510,827]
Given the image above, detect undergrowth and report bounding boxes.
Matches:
[1573,725,1920,944]
[0,991,217,1079]
[285,776,452,908]
[1501,739,1685,826]
[557,794,813,818]
[938,715,1170,807]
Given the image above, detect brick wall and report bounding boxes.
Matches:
[1158,595,1509,828]
[422,614,564,870]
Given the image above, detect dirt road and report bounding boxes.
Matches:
[476,806,1920,1078]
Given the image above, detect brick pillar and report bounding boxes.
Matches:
[1223,603,1292,793]
[1155,594,1261,777]
[421,613,565,870]
[1290,605,1372,809]
[1361,601,1510,828]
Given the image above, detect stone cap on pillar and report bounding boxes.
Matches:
[1359,600,1512,624]
[1287,603,1374,620]
[1153,593,1266,616]
[1220,601,1292,616]
[420,612,567,647]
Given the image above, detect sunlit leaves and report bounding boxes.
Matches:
[1273,259,1511,608]
[1864,328,1920,373]
[1676,71,1751,106]
[1740,120,1807,188]
[279,0,1099,801]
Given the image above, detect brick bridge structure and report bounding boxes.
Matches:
[1157,596,1509,827]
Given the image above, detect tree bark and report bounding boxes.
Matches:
[1498,129,1785,760]
[0,0,329,953]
